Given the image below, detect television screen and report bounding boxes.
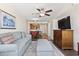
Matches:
[58,16,71,29]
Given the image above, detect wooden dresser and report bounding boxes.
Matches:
[53,30,73,49]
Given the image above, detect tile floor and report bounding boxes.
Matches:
[24,41,37,56]
[24,41,64,56]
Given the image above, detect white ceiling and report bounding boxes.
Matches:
[8,3,75,21]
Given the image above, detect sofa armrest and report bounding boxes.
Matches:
[0,44,18,55]
[26,34,32,39]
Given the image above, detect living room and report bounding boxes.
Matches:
[0,3,79,56]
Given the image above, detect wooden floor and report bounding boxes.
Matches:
[51,40,78,56]
[60,49,78,56]
[55,45,78,56]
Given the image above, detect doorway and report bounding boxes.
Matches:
[28,22,48,41]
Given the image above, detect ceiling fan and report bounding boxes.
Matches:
[32,8,53,17]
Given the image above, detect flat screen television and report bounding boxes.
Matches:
[58,16,71,29]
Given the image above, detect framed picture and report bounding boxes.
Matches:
[30,23,40,30]
[0,10,16,29]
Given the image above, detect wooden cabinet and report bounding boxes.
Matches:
[53,30,73,49]
[78,43,79,55]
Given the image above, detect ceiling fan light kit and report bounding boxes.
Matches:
[40,13,45,16]
[33,8,53,17]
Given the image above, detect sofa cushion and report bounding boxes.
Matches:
[21,32,28,38]
[3,37,15,44]
[13,37,29,53]
[0,34,15,44]
[21,32,31,39]
[12,32,22,40]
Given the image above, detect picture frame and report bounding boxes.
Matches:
[0,9,16,29]
[30,23,40,30]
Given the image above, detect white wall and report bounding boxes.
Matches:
[50,19,58,40]
[0,4,27,34]
[70,7,79,51]
[52,20,58,30]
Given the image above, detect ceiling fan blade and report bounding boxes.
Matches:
[37,9,40,12]
[45,14,50,16]
[45,10,52,13]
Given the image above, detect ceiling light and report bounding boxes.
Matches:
[40,13,45,16]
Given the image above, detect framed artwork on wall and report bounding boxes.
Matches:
[0,9,16,29]
[30,23,40,30]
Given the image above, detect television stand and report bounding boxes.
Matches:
[53,30,73,49]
